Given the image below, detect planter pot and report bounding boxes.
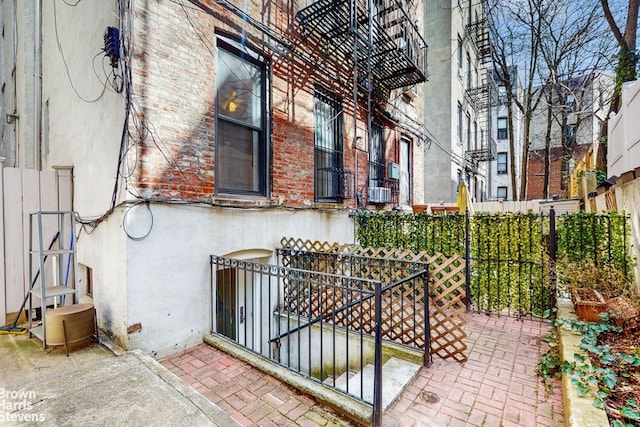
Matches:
[572,288,607,322]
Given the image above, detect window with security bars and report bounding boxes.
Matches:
[369,121,386,188]
[314,87,344,201]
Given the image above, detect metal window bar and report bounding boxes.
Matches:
[314,87,346,201]
[368,122,386,188]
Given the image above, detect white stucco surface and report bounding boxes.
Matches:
[120,203,354,357]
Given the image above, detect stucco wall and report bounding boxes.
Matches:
[122,203,354,357]
[40,1,125,217]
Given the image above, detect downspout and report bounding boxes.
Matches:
[34,0,42,171]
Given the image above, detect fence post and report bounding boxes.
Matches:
[372,281,382,427]
[464,208,471,313]
[423,271,432,367]
[548,207,557,313]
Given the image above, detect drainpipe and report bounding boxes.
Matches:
[34,0,42,171]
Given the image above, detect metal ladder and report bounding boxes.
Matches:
[27,211,79,348]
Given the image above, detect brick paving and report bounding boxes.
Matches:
[161,313,564,426]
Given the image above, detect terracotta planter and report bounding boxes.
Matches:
[572,288,607,322]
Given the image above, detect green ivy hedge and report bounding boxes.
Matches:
[354,210,633,317]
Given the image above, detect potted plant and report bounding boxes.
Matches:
[571,287,607,322]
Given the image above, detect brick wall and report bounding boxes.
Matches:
[527,144,591,199]
[128,0,422,208]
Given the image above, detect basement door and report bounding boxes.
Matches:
[216,267,254,347]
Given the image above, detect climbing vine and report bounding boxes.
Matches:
[354,210,632,318]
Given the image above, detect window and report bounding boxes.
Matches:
[474,121,478,150]
[457,36,463,74]
[314,87,344,202]
[565,125,575,146]
[497,117,508,140]
[466,112,471,151]
[497,152,508,174]
[216,38,267,196]
[457,103,463,145]
[498,85,508,104]
[369,121,386,188]
[466,52,472,88]
[467,0,472,26]
[497,186,507,200]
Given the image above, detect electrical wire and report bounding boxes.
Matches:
[53,0,107,103]
[122,200,154,240]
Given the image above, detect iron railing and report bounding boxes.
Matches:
[210,255,384,424]
[278,248,430,363]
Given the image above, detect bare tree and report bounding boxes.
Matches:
[488,0,614,199]
[487,0,547,200]
[536,0,610,198]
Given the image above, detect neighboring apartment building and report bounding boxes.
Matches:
[0,0,428,356]
[527,73,613,199]
[490,67,524,201]
[423,0,494,204]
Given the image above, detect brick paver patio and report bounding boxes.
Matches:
[161,313,564,426]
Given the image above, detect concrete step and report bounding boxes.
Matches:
[323,369,355,388]
[334,357,421,410]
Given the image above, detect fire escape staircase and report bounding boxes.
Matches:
[463,16,495,165]
[296,0,428,93]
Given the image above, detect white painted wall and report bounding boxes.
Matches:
[423,0,489,203]
[120,203,353,357]
[40,1,125,217]
[78,209,129,349]
[609,79,640,178]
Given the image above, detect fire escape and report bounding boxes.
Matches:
[296,0,428,204]
[464,16,496,166]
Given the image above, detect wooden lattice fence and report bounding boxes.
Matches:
[280,238,468,363]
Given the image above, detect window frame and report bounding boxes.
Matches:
[497,152,508,174]
[368,121,386,188]
[457,36,463,73]
[457,102,463,145]
[497,117,508,140]
[314,86,345,202]
[466,111,472,151]
[497,186,508,200]
[215,37,269,198]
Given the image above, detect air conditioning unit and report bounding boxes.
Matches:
[387,163,400,180]
[403,85,418,101]
[368,187,391,204]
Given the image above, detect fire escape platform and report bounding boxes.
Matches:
[296,0,428,90]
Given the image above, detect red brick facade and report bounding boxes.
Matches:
[128,0,412,208]
[526,144,591,199]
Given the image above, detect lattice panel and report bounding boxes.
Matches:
[278,238,468,363]
[280,237,350,254]
[428,253,468,362]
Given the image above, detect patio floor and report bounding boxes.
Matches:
[161,312,564,426]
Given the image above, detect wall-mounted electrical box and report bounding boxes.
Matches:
[104,26,120,67]
[387,163,400,180]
